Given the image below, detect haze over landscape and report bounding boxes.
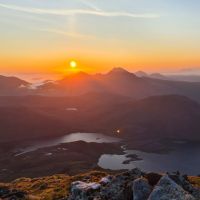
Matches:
[1,1,200,200]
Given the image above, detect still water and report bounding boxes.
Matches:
[98,144,200,175]
[16,132,120,156]
[16,132,200,174]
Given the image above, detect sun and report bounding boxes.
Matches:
[70,60,77,69]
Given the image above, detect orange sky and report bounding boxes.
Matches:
[0,0,200,78]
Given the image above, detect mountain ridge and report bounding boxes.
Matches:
[2,69,200,103]
[29,68,200,102]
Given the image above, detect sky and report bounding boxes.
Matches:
[0,0,200,79]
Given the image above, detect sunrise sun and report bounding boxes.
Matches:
[70,60,77,69]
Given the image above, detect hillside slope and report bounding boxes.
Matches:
[1,169,200,200]
[0,94,200,143]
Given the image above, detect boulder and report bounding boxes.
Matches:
[99,176,113,185]
[148,175,195,200]
[133,178,152,200]
[68,169,143,200]
[99,169,142,200]
[69,181,101,200]
[169,174,200,199]
[145,173,162,186]
[0,187,27,200]
[67,169,200,200]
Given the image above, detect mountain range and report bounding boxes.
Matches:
[135,70,200,82]
[2,68,200,103]
[1,68,200,144]
[1,68,200,187]
[35,68,200,102]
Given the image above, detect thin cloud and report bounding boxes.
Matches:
[0,3,160,19]
[38,28,96,39]
[78,0,102,11]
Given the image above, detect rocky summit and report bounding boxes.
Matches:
[67,169,200,200]
[1,169,200,200]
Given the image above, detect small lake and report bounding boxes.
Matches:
[15,132,200,174]
[98,144,200,175]
[15,132,121,156]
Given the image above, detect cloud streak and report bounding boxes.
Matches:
[78,0,102,11]
[38,28,96,39]
[0,3,160,19]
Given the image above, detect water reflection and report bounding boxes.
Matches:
[16,133,121,156]
[98,144,200,175]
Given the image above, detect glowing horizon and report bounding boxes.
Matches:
[0,0,200,76]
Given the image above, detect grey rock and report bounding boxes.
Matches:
[100,174,133,200]
[133,178,152,200]
[68,168,143,200]
[148,175,195,200]
[99,176,113,185]
[0,187,27,200]
[69,181,101,200]
[99,168,142,200]
[169,174,200,199]
[67,169,200,200]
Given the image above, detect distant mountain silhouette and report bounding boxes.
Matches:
[2,69,200,102]
[135,71,169,80]
[168,74,200,82]
[107,67,134,76]
[0,75,30,95]
[135,70,200,82]
[135,71,148,77]
[150,73,169,80]
[38,68,200,102]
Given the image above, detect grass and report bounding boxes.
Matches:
[188,176,200,188]
[0,171,108,200]
[1,172,200,200]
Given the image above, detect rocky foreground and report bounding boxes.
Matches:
[68,169,200,200]
[1,169,200,200]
